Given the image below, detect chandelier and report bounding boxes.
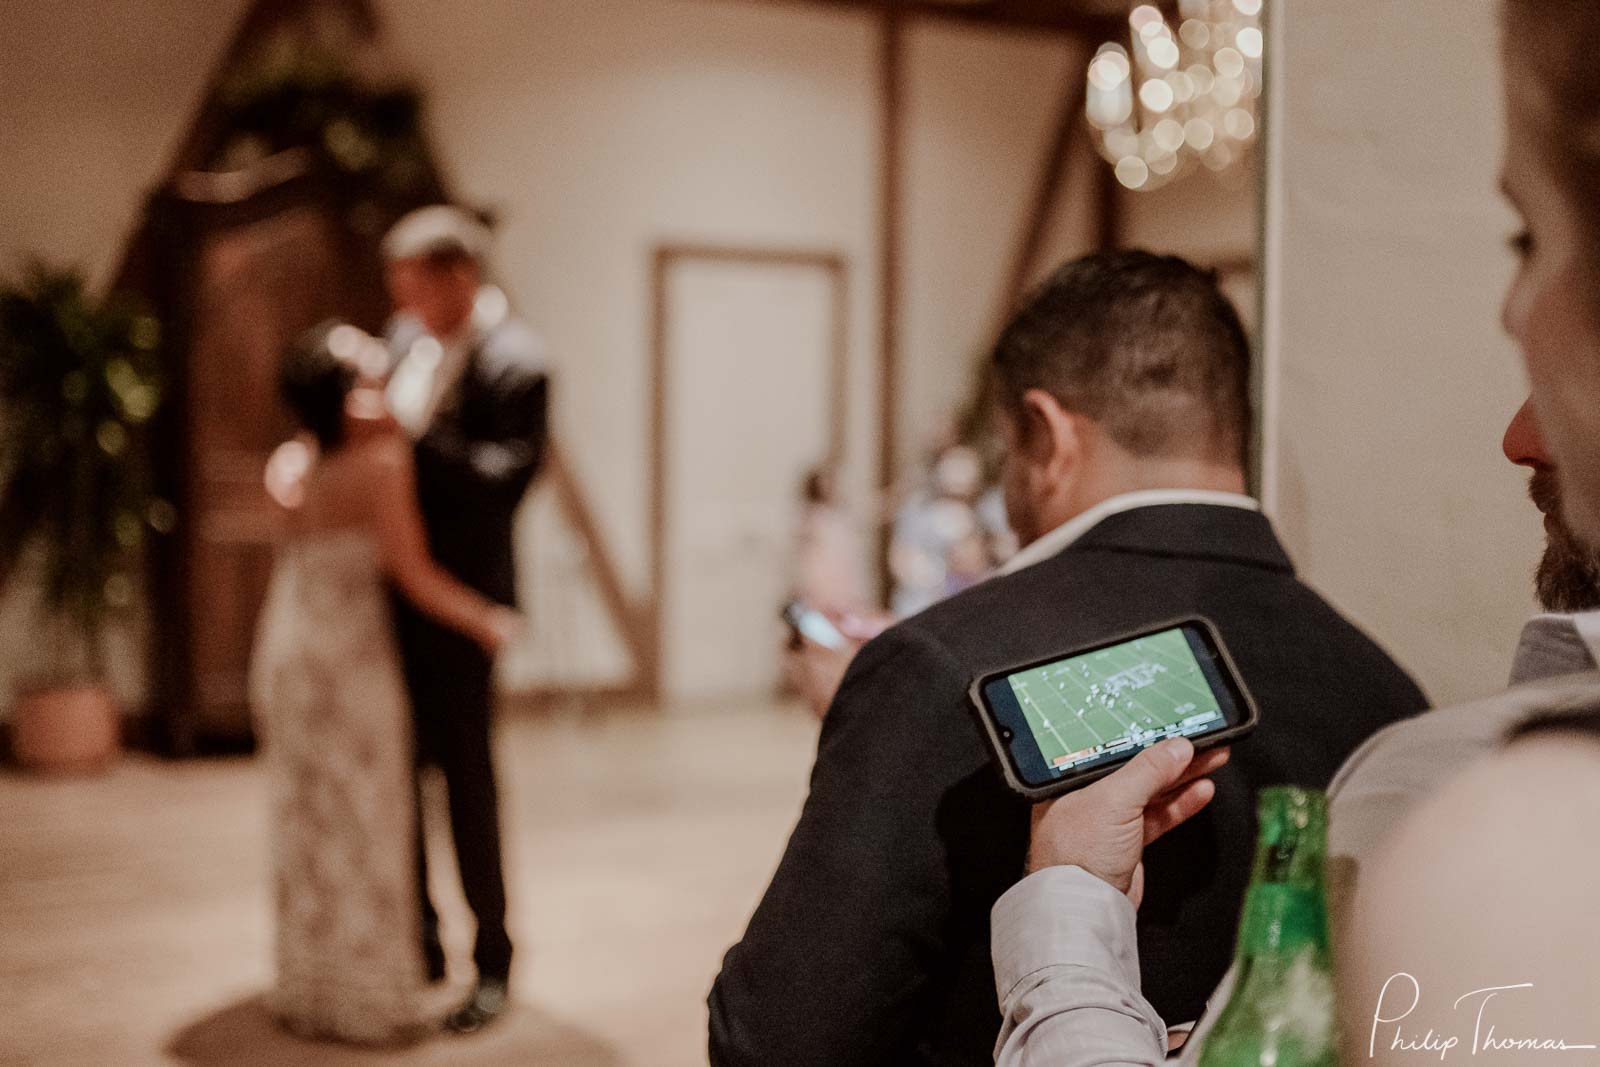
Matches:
[1085,0,1264,192]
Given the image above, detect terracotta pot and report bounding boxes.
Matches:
[10,683,120,775]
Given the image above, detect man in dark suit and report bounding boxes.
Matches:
[707,251,1426,1066]
[382,205,549,1033]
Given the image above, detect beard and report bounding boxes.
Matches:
[1531,470,1600,612]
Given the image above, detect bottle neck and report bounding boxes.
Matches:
[1234,880,1330,962]
[1234,787,1332,962]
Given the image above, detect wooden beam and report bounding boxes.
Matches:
[1095,140,1122,251]
[646,247,670,698]
[741,0,1123,40]
[875,2,905,605]
[542,443,656,704]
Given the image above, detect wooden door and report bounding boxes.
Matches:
[652,248,848,704]
[147,164,390,751]
[184,207,356,739]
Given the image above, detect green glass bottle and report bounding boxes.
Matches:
[1197,786,1339,1067]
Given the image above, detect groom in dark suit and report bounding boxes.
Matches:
[382,205,549,1032]
[709,251,1428,1066]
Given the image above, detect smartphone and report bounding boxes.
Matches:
[968,617,1258,801]
[781,599,849,651]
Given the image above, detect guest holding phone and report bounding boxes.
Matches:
[710,253,1425,1067]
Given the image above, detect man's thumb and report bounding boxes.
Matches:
[1106,738,1195,806]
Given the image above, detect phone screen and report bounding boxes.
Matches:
[977,621,1253,795]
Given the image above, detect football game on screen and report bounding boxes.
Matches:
[1002,626,1230,777]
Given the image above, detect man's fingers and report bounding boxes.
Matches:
[1140,747,1228,837]
[1169,745,1230,791]
[1143,778,1217,845]
[1028,742,1230,851]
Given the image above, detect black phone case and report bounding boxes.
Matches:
[966,615,1260,802]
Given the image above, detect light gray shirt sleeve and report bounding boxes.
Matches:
[992,866,1168,1067]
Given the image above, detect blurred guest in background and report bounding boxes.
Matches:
[381,205,550,1032]
[783,465,884,717]
[790,465,870,617]
[889,442,1014,617]
[251,322,517,1045]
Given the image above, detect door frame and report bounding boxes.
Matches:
[647,243,850,700]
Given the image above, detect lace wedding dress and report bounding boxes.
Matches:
[250,531,428,1044]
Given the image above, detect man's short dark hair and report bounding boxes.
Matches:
[992,250,1252,464]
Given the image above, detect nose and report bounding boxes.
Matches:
[1502,396,1553,470]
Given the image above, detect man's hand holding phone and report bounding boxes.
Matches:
[783,601,892,720]
[1028,737,1230,908]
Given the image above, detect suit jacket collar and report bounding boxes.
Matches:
[1067,503,1296,574]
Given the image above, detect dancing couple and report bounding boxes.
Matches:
[250,206,548,1042]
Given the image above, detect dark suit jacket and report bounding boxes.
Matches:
[708,504,1427,1067]
[403,316,550,606]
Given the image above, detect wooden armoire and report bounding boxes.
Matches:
[142,158,408,752]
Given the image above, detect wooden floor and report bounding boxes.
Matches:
[0,701,820,1067]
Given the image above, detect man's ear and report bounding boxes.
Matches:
[1019,388,1082,479]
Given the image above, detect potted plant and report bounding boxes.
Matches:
[0,264,165,773]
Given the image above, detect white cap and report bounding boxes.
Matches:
[382,204,492,262]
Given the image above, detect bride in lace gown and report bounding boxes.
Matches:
[251,324,518,1044]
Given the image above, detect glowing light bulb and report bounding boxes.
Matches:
[1147,36,1180,70]
[1184,118,1216,151]
[1130,5,1164,39]
[1089,45,1131,90]
[1223,108,1256,140]
[1087,74,1134,128]
[1139,78,1175,113]
[1115,156,1150,189]
[1154,118,1186,153]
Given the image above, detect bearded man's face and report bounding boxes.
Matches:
[1531,469,1600,612]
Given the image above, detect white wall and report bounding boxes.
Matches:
[0,0,253,287]
[899,23,1082,453]
[1264,0,1537,705]
[1122,159,1258,265]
